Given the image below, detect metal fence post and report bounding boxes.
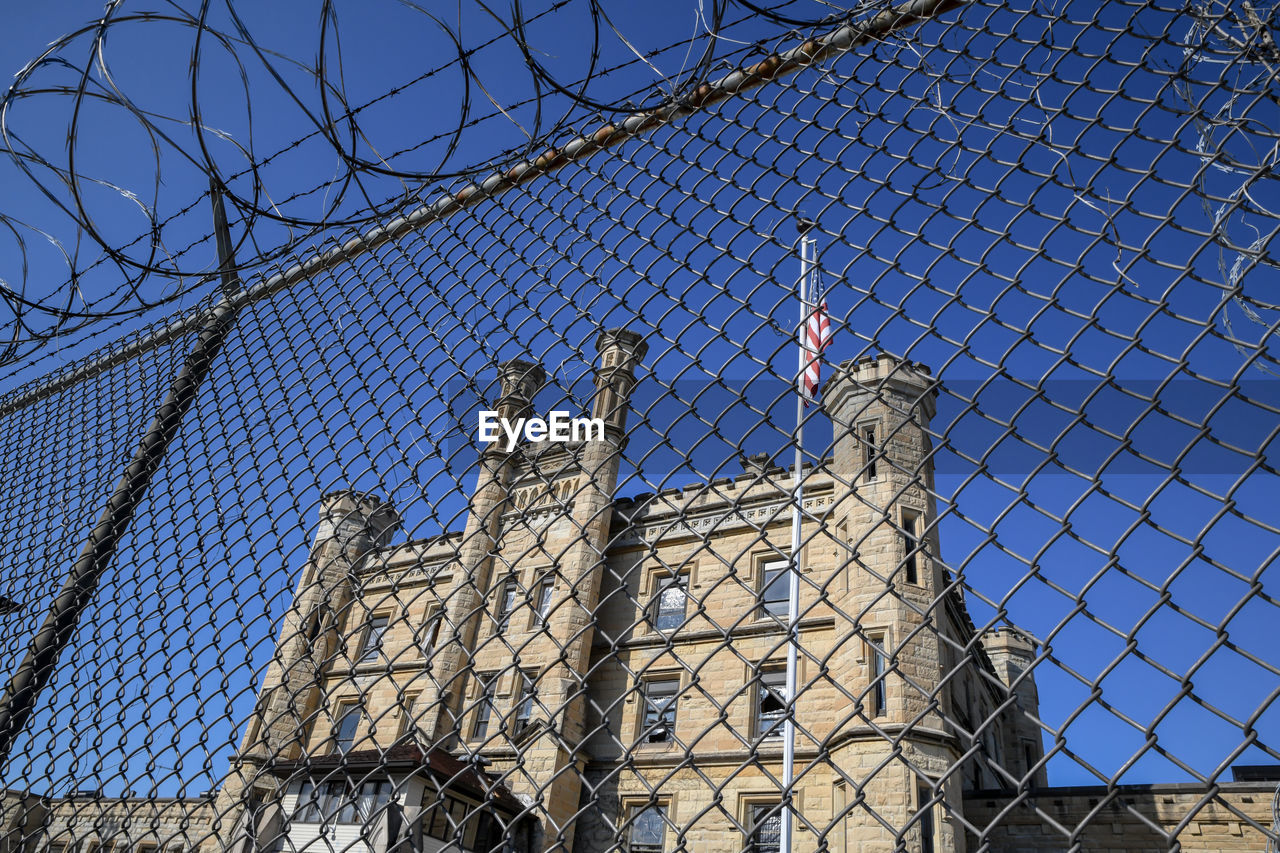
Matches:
[0,180,245,765]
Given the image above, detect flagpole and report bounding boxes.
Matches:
[782,219,814,853]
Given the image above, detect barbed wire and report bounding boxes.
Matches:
[0,1,1277,852]
[0,0,888,366]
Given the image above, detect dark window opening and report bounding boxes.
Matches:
[902,510,921,584]
[919,784,935,853]
[863,426,877,481]
[757,669,788,740]
[357,615,389,663]
[641,678,679,744]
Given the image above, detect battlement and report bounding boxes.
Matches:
[317,489,399,551]
[982,625,1039,658]
[822,353,938,422]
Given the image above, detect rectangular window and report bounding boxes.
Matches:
[901,509,921,584]
[296,780,390,825]
[918,784,935,853]
[333,702,361,752]
[352,780,392,824]
[862,425,877,481]
[868,635,887,717]
[472,674,497,740]
[640,677,679,744]
[357,614,390,663]
[398,692,420,738]
[474,810,503,853]
[759,558,790,619]
[422,794,473,842]
[748,803,782,853]
[534,580,555,625]
[1022,739,1037,778]
[756,669,788,741]
[419,612,443,658]
[514,671,536,734]
[495,579,518,628]
[627,804,667,853]
[651,574,687,632]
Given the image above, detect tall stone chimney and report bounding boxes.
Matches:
[416,358,547,743]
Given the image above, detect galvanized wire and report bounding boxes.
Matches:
[0,1,1278,852]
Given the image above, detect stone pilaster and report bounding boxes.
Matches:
[416,360,546,745]
[513,329,646,852]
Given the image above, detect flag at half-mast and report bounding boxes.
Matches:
[801,268,834,402]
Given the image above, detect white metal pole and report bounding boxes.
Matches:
[781,229,813,853]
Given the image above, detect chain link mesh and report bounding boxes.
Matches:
[0,1,1278,852]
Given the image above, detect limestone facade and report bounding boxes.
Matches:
[7,341,1272,853]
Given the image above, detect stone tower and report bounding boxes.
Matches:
[414,329,647,852]
[983,626,1048,788]
[215,490,398,845]
[821,354,963,851]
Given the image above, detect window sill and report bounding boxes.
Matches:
[636,739,678,750]
[617,615,835,650]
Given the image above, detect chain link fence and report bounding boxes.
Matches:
[0,0,1277,851]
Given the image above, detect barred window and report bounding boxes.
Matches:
[748,803,782,853]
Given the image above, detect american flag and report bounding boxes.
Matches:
[801,268,833,402]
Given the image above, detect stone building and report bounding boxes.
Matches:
[211,335,1053,853]
[5,333,1273,853]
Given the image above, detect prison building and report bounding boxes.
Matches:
[3,339,1272,853]
[209,337,1046,853]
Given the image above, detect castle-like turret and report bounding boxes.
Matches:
[982,625,1048,787]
